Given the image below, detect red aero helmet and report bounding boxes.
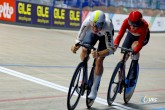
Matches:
[128,11,142,27]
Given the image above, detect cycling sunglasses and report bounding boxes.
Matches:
[128,19,141,27]
[90,21,104,30]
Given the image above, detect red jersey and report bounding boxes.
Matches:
[114,18,149,54]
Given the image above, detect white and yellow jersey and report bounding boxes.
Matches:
[76,14,114,52]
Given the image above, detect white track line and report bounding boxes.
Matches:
[0,66,136,110]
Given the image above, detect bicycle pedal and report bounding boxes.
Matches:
[85,85,89,90]
[118,85,124,94]
[80,88,85,95]
[119,89,123,94]
[87,98,94,106]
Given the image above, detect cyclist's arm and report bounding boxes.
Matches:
[99,21,115,57]
[114,19,128,46]
[75,16,90,43]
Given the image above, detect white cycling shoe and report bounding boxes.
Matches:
[88,89,97,100]
[88,75,101,100]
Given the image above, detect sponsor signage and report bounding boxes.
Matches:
[0,0,16,22]
[52,7,81,28]
[16,1,32,23]
[16,2,81,28]
[16,1,51,25]
[67,9,81,28]
[52,7,66,27]
[32,4,51,25]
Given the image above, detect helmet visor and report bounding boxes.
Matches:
[128,19,141,27]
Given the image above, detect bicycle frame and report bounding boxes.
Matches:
[82,47,93,89]
[118,47,138,103]
[119,47,135,86]
[107,46,135,105]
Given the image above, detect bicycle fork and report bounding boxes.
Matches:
[80,64,88,96]
[118,63,125,94]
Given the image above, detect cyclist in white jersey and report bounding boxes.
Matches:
[71,10,114,100]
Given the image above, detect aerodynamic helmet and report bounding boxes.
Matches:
[89,10,105,32]
[128,11,142,27]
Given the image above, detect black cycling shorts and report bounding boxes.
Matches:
[121,29,150,53]
[82,31,107,51]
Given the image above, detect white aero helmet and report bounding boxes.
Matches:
[89,10,105,31]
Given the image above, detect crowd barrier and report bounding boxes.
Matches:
[0,0,165,32]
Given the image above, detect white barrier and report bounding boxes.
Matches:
[111,14,165,32]
[83,12,165,32]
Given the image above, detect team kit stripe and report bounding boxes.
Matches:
[93,11,100,23]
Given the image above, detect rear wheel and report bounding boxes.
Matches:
[107,62,123,105]
[67,63,84,110]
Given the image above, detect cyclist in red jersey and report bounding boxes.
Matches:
[114,10,150,86]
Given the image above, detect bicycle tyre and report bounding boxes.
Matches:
[86,66,95,108]
[107,62,122,105]
[67,62,84,110]
[123,63,139,103]
[123,84,136,103]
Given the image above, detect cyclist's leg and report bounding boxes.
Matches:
[120,32,135,61]
[120,32,138,88]
[129,29,150,86]
[128,58,139,86]
[88,35,106,100]
[128,29,150,84]
[88,57,104,99]
[79,31,98,86]
[128,40,140,86]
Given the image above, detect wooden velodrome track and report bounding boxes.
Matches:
[0,23,165,110]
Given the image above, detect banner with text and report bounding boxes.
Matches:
[32,4,51,26]
[16,1,81,28]
[16,1,33,24]
[52,7,81,28]
[0,0,16,22]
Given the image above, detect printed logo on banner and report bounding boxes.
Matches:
[0,0,15,22]
[53,7,66,27]
[68,9,81,28]
[34,5,50,25]
[16,2,32,23]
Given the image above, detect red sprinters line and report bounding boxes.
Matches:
[0,95,66,103]
[135,88,165,93]
[99,88,165,95]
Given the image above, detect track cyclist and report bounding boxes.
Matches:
[71,10,114,101]
[114,10,150,87]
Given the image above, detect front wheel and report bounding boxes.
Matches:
[67,62,84,110]
[107,62,123,105]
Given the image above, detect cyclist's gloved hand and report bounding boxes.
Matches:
[129,49,135,57]
[114,44,118,52]
[71,44,80,53]
[92,50,99,58]
[132,50,135,55]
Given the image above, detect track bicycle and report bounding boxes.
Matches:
[67,43,98,110]
[107,46,139,105]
